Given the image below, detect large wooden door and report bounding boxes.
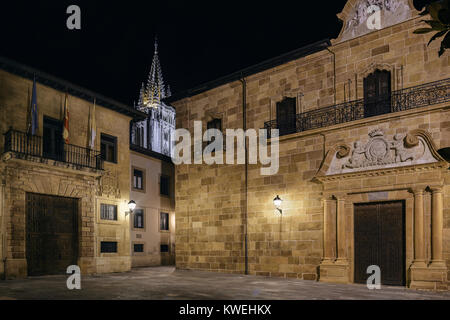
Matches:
[354,201,405,286]
[26,193,78,276]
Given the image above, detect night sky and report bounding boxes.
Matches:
[0,0,434,106]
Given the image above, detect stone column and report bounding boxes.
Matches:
[430,187,445,267]
[336,196,347,264]
[413,188,426,267]
[323,198,336,263]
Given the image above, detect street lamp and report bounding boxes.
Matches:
[273,195,283,214]
[127,200,136,215]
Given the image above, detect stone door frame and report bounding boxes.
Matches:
[315,162,448,289]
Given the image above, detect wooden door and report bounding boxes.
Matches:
[26,193,78,276]
[354,201,405,286]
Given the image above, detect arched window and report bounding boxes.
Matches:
[364,70,392,118]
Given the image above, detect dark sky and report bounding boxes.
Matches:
[0,0,433,106]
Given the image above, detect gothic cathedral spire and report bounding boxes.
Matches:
[138,37,170,111]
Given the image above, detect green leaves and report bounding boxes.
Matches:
[414,0,450,57]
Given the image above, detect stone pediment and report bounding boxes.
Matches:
[317,129,447,177]
[334,0,418,44]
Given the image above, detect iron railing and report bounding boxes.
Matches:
[4,129,103,170]
[264,78,450,137]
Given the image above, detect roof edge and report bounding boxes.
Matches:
[130,144,174,164]
[165,39,331,104]
[0,56,147,121]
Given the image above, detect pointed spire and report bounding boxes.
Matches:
[137,82,146,111]
[137,36,170,111]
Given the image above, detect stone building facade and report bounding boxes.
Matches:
[0,57,146,279]
[169,0,450,290]
[129,149,176,267]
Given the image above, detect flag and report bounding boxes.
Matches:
[63,93,70,144]
[89,98,96,149]
[31,76,38,135]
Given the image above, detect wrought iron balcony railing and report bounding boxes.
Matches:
[4,129,104,170]
[264,78,450,137]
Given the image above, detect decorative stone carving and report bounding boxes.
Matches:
[98,170,121,198]
[326,129,442,175]
[336,0,415,43]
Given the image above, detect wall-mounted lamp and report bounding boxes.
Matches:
[127,200,137,216]
[273,195,283,214]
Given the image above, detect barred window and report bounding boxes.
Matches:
[160,244,169,253]
[100,204,117,221]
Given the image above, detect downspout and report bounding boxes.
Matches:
[1,179,6,280]
[239,76,248,275]
[326,47,337,105]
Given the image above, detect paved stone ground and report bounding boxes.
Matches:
[0,267,449,300]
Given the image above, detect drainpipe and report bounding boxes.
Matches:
[326,48,337,105]
[1,180,6,280]
[239,76,249,275]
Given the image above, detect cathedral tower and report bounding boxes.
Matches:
[131,38,176,157]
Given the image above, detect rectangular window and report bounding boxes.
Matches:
[134,244,144,253]
[160,212,169,231]
[160,244,169,253]
[101,242,117,253]
[207,118,222,131]
[160,175,170,197]
[43,116,64,161]
[101,133,117,163]
[134,209,144,229]
[100,204,118,221]
[206,119,224,151]
[133,169,144,191]
[276,97,297,136]
[364,70,392,118]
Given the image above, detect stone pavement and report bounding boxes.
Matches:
[0,266,449,300]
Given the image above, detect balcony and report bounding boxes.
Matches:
[264,78,450,137]
[3,129,104,171]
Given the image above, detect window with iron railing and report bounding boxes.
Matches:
[264,78,450,138]
[3,129,103,170]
